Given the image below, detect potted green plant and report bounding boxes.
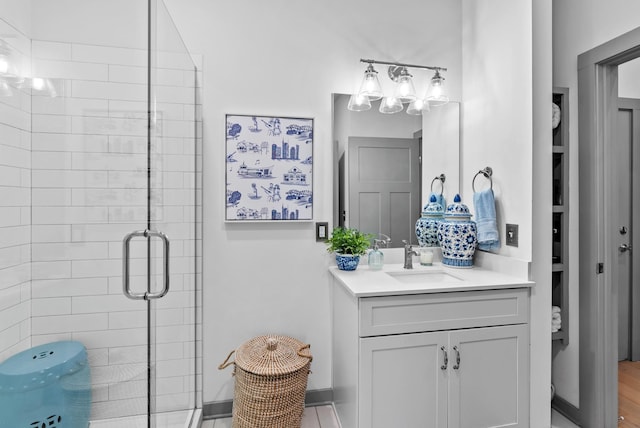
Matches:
[326,227,374,271]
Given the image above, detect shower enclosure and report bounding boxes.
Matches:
[0,0,201,427]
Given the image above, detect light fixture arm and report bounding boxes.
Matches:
[360,58,447,73]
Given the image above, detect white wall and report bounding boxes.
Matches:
[552,0,640,407]
[0,0,30,37]
[162,0,464,403]
[461,0,533,262]
[460,2,549,426]
[0,14,32,362]
[30,0,146,49]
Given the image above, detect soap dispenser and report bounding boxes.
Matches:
[368,239,385,270]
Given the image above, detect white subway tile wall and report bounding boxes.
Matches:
[28,37,200,421]
[0,24,32,363]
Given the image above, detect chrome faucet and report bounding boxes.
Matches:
[402,240,419,269]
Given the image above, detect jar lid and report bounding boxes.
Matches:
[445,194,472,218]
[234,335,312,376]
[422,194,444,216]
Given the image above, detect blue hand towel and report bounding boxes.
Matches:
[473,188,500,251]
[429,192,446,211]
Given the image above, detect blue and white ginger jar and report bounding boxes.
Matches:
[415,194,444,247]
[437,194,477,268]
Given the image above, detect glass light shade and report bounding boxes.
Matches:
[347,93,372,111]
[0,56,8,74]
[393,68,416,103]
[0,79,12,97]
[0,41,18,77]
[406,98,430,115]
[30,77,58,98]
[426,71,449,107]
[379,96,403,114]
[358,64,383,101]
[32,77,45,91]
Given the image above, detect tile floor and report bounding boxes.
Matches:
[202,405,340,428]
[203,405,577,427]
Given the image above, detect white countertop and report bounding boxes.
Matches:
[330,263,534,297]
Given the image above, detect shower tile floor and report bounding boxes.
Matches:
[202,405,340,428]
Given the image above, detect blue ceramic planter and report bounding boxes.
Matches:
[335,254,360,271]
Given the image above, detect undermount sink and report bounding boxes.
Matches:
[386,270,463,284]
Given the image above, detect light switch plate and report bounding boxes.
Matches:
[506,224,519,247]
[316,222,329,241]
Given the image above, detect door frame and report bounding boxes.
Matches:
[578,26,640,427]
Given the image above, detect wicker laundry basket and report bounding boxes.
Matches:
[218,334,313,428]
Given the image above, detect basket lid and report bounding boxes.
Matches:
[235,335,312,376]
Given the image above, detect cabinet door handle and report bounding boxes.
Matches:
[441,346,448,370]
[453,345,461,370]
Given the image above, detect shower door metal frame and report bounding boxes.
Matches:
[118,0,199,425]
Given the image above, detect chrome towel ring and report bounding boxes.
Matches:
[472,167,493,192]
[430,173,446,194]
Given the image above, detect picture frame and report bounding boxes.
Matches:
[225,114,314,221]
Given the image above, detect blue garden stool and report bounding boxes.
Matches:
[0,341,91,428]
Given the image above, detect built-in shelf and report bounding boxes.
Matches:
[552,87,570,344]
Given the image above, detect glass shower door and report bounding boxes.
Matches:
[24,1,198,426]
[147,0,199,424]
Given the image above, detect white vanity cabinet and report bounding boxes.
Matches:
[332,278,530,428]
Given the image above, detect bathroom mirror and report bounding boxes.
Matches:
[332,93,460,248]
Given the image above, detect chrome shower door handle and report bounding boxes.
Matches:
[123,230,147,300]
[122,230,171,300]
[145,230,170,300]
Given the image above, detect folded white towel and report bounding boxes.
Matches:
[552,313,561,320]
[552,306,561,314]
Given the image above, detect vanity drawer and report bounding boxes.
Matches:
[359,288,529,337]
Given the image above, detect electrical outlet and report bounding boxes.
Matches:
[506,224,519,247]
[316,222,329,241]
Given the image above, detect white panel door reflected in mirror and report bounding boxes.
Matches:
[332,94,460,248]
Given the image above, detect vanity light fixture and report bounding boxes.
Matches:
[391,66,417,103]
[357,63,383,101]
[348,58,448,115]
[0,38,58,98]
[426,69,449,107]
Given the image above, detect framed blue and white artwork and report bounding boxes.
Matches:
[225,114,314,221]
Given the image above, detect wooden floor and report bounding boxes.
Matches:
[619,360,640,427]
